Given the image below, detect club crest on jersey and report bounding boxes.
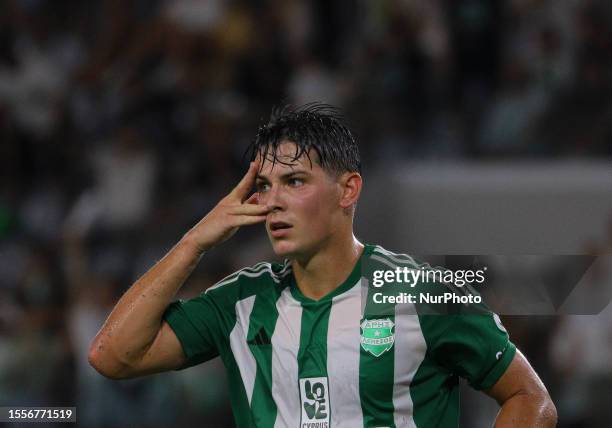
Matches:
[360,318,395,357]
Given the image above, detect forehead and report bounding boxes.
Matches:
[256,141,322,175]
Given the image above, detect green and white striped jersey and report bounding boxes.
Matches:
[164,244,515,427]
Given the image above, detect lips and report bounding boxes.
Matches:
[270,221,292,231]
[269,221,292,238]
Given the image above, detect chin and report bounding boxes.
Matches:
[271,242,295,257]
[270,239,303,258]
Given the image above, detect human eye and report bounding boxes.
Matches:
[288,177,304,187]
[256,181,270,192]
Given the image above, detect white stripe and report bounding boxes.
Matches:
[361,276,369,316]
[393,301,427,427]
[229,295,258,404]
[207,263,269,292]
[370,249,428,425]
[272,288,302,427]
[208,263,292,292]
[327,281,364,427]
[370,254,413,270]
[374,247,449,279]
[373,247,417,267]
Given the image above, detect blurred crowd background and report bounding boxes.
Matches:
[1,0,611,426]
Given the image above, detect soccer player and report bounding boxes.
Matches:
[89,104,557,427]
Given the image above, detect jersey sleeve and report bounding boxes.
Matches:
[162,261,284,370]
[163,292,225,369]
[417,284,516,390]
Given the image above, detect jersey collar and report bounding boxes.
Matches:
[288,243,375,304]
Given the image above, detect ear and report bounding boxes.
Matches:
[338,172,362,209]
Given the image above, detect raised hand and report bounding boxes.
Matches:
[185,160,270,253]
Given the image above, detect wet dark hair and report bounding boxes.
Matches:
[245,102,361,175]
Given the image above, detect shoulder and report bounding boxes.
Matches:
[367,245,450,276]
[205,260,292,301]
[367,244,422,270]
[365,244,456,295]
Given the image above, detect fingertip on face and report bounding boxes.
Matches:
[246,192,259,205]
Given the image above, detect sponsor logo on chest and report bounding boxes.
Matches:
[299,377,330,428]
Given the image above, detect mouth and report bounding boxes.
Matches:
[269,221,293,238]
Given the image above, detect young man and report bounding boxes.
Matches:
[89,104,557,427]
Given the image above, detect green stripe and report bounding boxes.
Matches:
[297,300,333,422]
[208,266,287,427]
[211,295,253,428]
[371,248,419,268]
[247,283,285,427]
[368,251,460,426]
[209,262,273,291]
[222,350,258,428]
[410,357,459,428]
[410,309,461,428]
[359,277,397,427]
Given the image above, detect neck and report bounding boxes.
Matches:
[291,234,364,301]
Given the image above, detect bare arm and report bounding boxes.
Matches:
[88,161,270,379]
[486,349,557,427]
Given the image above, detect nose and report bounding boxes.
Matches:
[261,184,286,212]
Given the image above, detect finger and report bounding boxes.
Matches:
[244,193,259,205]
[228,203,271,216]
[230,160,260,201]
[232,215,267,226]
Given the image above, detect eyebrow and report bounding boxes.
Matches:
[256,169,310,181]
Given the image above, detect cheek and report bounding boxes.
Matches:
[291,188,337,224]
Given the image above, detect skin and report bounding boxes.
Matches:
[88,158,272,378]
[255,142,363,300]
[88,142,557,426]
[487,349,558,427]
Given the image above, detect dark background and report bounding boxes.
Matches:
[1,0,611,426]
